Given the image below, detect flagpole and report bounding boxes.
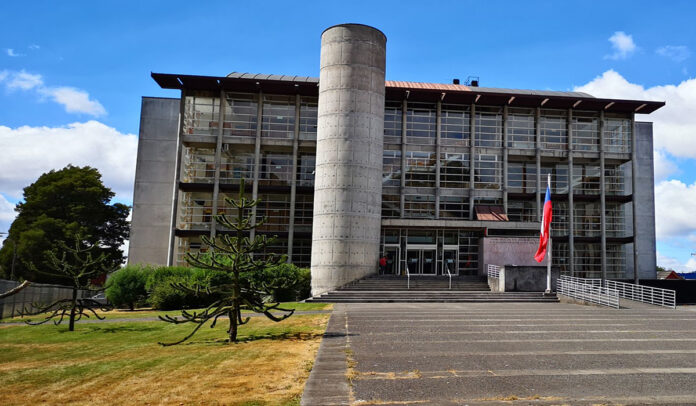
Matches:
[545,174,552,294]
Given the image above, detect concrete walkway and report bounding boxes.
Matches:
[303,302,696,405]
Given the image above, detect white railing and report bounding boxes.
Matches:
[605,280,676,309]
[405,263,410,290]
[558,276,620,309]
[487,264,501,279]
[445,264,452,290]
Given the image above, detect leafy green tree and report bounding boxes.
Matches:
[159,180,294,345]
[0,165,130,284]
[20,236,116,331]
[105,265,149,310]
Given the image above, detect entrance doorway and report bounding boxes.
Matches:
[383,246,400,275]
[443,248,458,275]
[406,248,436,275]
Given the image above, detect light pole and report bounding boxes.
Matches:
[0,232,17,280]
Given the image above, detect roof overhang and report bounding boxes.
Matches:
[152,72,665,114]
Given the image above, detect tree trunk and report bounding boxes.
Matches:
[228,308,238,342]
[69,287,78,331]
[129,302,134,311]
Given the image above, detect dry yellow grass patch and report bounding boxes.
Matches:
[0,314,330,406]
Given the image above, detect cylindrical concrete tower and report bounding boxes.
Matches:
[311,24,386,296]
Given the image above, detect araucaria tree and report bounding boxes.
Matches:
[20,237,115,331]
[159,180,294,345]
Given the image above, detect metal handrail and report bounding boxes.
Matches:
[558,276,620,309]
[487,264,501,279]
[604,279,676,309]
[405,263,410,290]
[446,264,452,290]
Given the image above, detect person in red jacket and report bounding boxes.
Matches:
[379,256,387,274]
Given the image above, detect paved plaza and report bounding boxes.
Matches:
[303,302,696,405]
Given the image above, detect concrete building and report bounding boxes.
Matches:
[129,24,665,296]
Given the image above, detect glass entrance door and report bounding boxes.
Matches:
[384,247,399,275]
[407,249,420,275]
[406,248,437,274]
[443,249,458,275]
[422,249,436,274]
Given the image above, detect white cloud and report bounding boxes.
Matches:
[28,44,40,50]
[6,48,24,57]
[5,70,43,90]
[38,87,106,116]
[0,70,105,116]
[605,31,637,60]
[574,70,696,160]
[656,45,691,62]
[0,121,137,202]
[656,251,696,272]
[654,180,696,240]
[0,194,17,245]
[653,150,678,182]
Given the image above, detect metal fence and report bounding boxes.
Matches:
[605,279,676,309]
[0,279,93,319]
[558,275,620,309]
[486,264,501,279]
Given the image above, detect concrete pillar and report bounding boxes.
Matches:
[287,94,301,261]
[435,100,442,218]
[400,99,407,218]
[599,111,607,281]
[502,105,509,213]
[210,91,225,239]
[469,103,476,220]
[535,107,541,221]
[631,114,639,283]
[250,91,263,242]
[167,90,187,266]
[567,108,575,276]
[311,24,386,295]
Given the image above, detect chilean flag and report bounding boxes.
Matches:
[534,175,552,262]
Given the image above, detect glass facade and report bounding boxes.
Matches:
[175,89,639,279]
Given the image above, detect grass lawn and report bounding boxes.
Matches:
[1,302,332,323]
[0,311,331,405]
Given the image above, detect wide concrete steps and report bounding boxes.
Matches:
[338,276,490,291]
[306,291,559,303]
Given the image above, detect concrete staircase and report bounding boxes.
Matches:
[306,275,559,303]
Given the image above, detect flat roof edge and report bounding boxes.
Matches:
[150,72,665,114]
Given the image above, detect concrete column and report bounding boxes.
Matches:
[209,91,225,239]
[502,105,509,213]
[167,89,187,266]
[287,94,301,262]
[631,113,639,283]
[435,100,442,218]
[535,107,541,221]
[568,109,575,276]
[250,91,263,242]
[311,24,386,295]
[469,103,476,220]
[400,99,407,218]
[599,111,607,281]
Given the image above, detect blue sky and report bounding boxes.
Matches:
[1,0,696,270]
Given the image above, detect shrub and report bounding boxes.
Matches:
[255,263,312,302]
[105,265,150,310]
[146,265,233,310]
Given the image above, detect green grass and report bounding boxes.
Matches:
[0,312,330,406]
[1,301,332,323]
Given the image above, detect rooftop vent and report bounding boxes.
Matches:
[465,76,480,87]
[453,78,460,85]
